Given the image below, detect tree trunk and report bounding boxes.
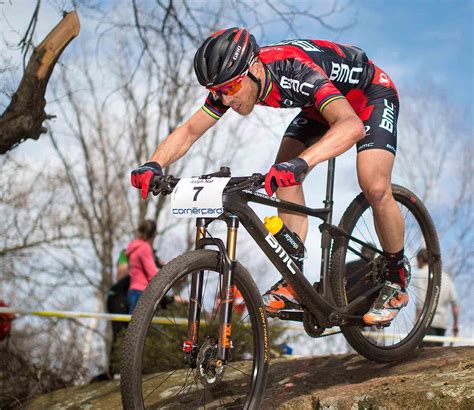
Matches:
[0,11,80,154]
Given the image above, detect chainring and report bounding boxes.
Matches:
[303,308,325,338]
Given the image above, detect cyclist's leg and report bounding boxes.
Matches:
[353,86,408,324]
[274,138,308,240]
[357,150,403,253]
[263,110,327,314]
[275,109,328,241]
[355,85,402,254]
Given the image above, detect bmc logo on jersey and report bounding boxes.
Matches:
[329,62,363,84]
[280,76,314,96]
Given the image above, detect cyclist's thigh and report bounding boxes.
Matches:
[276,109,329,162]
[355,84,399,188]
[356,86,399,156]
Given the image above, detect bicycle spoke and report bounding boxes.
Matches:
[226,363,252,378]
[360,213,378,247]
[143,369,178,402]
[338,190,440,353]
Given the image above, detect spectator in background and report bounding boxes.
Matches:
[107,249,130,328]
[106,230,166,377]
[416,248,460,347]
[115,249,129,282]
[127,220,166,313]
[0,300,14,343]
[106,250,131,377]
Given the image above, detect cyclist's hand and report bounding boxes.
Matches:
[264,158,309,196]
[131,161,163,199]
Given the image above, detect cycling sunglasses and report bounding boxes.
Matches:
[208,69,249,97]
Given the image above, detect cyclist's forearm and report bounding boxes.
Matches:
[299,117,364,167]
[149,126,199,167]
[148,109,216,167]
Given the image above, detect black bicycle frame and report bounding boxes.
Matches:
[222,158,376,324]
[187,158,383,363]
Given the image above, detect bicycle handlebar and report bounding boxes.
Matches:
[150,172,265,196]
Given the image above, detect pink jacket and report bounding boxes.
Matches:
[126,239,158,291]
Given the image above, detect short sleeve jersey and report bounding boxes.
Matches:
[201,39,378,120]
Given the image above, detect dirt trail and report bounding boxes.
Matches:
[263,346,473,409]
[25,346,473,409]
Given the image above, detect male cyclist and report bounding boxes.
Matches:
[131,28,409,326]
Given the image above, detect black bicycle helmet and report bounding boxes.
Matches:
[194,27,260,87]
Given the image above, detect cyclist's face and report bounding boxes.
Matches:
[211,66,260,116]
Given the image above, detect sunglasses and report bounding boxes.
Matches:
[208,69,249,97]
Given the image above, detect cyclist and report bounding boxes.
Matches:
[131,28,409,326]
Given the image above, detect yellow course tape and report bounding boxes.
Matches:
[0,307,187,325]
[0,307,472,344]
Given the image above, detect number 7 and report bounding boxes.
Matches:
[193,186,204,201]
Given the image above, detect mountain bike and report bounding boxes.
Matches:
[120,159,441,409]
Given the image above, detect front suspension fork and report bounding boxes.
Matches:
[184,218,207,360]
[218,215,239,362]
[185,216,239,364]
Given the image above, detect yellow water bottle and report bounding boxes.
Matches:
[264,216,305,270]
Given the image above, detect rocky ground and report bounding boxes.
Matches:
[24,346,473,409]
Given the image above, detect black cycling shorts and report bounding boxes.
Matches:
[283,72,399,155]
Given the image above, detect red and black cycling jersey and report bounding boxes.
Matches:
[201,39,397,120]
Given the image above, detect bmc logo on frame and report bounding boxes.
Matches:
[265,234,297,274]
[280,76,314,96]
[329,62,363,84]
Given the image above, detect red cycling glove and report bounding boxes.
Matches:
[131,162,163,199]
[264,158,309,196]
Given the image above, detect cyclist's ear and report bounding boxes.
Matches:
[249,59,262,76]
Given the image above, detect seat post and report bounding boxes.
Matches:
[324,157,336,224]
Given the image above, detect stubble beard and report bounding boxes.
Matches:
[237,83,258,116]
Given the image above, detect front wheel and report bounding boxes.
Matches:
[330,184,441,362]
[120,249,269,409]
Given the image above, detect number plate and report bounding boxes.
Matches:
[170,177,231,218]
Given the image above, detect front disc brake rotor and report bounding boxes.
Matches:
[196,338,224,386]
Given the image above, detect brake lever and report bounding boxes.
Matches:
[150,175,164,196]
[250,173,265,191]
[151,185,161,196]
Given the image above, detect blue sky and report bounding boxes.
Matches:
[259,0,473,129]
[349,1,473,123]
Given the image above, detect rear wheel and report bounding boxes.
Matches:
[120,249,269,409]
[330,184,441,362]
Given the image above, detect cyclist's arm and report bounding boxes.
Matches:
[298,98,365,168]
[149,108,217,167]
